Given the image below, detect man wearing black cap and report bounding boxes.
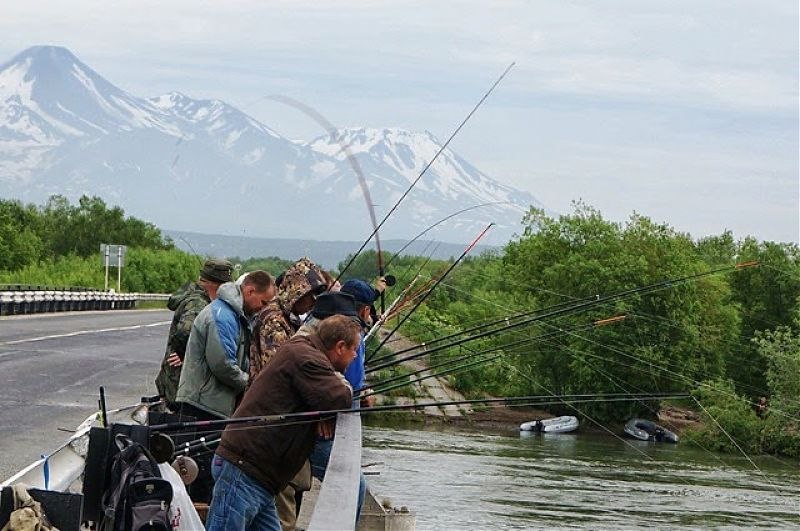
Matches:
[340,278,386,401]
[155,258,234,407]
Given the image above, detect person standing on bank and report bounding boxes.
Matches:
[206,315,359,531]
[155,259,234,408]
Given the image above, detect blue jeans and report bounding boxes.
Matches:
[309,437,367,523]
[206,455,281,531]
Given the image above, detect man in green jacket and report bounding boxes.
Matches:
[155,259,234,407]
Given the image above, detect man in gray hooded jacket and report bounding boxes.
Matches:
[174,270,275,502]
[176,270,275,420]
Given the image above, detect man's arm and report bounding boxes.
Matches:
[170,298,207,359]
[206,307,248,392]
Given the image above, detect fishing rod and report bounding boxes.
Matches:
[367,223,495,361]
[334,63,515,285]
[364,291,633,374]
[367,261,759,367]
[363,353,503,398]
[150,393,692,434]
[364,277,420,342]
[365,316,625,391]
[394,239,440,289]
[383,201,512,270]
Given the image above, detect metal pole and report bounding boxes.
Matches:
[104,245,110,291]
[116,246,122,292]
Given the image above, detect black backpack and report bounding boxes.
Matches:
[99,434,173,531]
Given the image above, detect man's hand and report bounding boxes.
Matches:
[375,278,388,293]
[360,391,376,408]
[167,352,183,368]
[316,418,336,440]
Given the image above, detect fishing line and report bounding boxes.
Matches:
[368,223,495,359]
[335,62,515,284]
[383,201,513,270]
[546,339,737,470]
[692,397,786,497]
[539,319,800,422]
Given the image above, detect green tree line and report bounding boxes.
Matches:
[369,204,799,456]
[0,195,197,292]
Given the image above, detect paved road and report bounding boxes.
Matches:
[0,310,171,480]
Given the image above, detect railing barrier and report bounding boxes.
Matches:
[0,285,169,316]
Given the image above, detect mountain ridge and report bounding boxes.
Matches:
[0,45,542,245]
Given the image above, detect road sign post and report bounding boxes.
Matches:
[100,244,127,292]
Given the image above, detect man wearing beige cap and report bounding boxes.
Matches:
[155,258,234,408]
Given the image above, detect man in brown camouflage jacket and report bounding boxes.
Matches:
[248,257,329,382]
[155,259,233,407]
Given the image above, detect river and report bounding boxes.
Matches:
[362,424,799,529]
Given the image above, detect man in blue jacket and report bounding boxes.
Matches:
[175,270,275,502]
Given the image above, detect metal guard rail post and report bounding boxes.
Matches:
[307,411,362,531]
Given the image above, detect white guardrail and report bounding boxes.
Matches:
[0,286,169,316]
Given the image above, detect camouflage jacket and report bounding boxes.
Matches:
[249,258,327,382]
[155,281,210,403]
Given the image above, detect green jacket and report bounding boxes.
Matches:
[155,282,210,403]
[175,282,250,418]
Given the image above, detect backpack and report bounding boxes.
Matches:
[99,434,173,531]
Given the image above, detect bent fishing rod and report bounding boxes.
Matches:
[335,62,515,284]
[366,261,759,368]
[149,393,691,434]
[368,223,495,359]
[266,95,389,310]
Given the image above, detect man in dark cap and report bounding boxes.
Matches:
[340,278,386,399]
[155,258,234,407]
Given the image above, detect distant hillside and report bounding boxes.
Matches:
[0,45,541,246]
[165,229,494,269]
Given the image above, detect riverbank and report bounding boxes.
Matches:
[372,331,705,436]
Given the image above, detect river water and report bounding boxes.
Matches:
[362,425,799,529]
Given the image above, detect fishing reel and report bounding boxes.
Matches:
[149,431,199,485]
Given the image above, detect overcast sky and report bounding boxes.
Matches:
[2,0,797,242]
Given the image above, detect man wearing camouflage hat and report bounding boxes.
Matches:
[155,258,234,408]
[249,257,330,381]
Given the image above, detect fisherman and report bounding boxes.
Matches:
[175,270,275,502]
[155,258,234,408]
[340,277,386,404]
[756,396,768,418]
[297,280,384,521]
[247,258,330,528]
[206,315,359,531]
[249,257,329,381]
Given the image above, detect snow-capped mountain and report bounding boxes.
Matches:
[0,46,542,244]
